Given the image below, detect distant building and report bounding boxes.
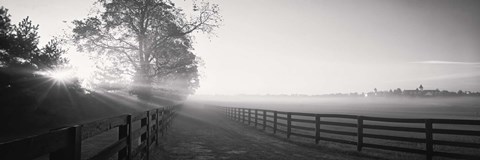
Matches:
[403,86,440,97]
[403,89,420,96]
[422,90,440,96]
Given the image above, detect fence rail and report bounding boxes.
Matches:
[0,105,180,160]
[223,106,480,160]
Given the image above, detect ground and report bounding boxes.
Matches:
[151,102,385,160]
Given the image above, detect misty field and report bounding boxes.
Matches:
[192,96,480,159]
[194,96,480,119]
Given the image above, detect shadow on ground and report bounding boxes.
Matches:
[151,102,386,160]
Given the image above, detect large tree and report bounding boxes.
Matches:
[72,0,220,99]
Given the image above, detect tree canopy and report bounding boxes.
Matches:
[0,7,66,71]
[0,6,81,112]
[72,0,221,99]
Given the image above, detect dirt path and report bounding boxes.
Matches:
[150,103,385,160]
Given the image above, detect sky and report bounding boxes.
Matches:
[2,0,480,95]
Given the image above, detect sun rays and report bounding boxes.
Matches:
[37,69,76,82]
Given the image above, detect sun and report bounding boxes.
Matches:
[34,52,96,87]
[49,69,73,81]
[36,68,75,82]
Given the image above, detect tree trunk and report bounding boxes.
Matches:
[132,65,152,100]
[133,27,152,100]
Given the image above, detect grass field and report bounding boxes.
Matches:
[191,96,480,160]
[192,96,480,119]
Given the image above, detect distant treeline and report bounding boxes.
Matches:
[322,89,480,98]
[236,88,480,98]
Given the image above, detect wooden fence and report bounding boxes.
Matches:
[0,105,180,160]
[222,107,480,160]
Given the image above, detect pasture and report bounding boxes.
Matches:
[192,96,480,160]
[192,96,480,119]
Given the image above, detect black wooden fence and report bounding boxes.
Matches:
[222,106,480,160]
[0,105,179,160]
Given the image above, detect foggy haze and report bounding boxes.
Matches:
[189,95,480,119]
[2,1,480,159]
[2,0,480,95]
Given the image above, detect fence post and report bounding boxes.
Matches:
[169,107,173,127]
[118,115,131,160]
[171,107,174,126]
[315,115,320,144]
[127,115,133,160]
[238,108,245,123]
[240,108,242,122]
[146,111,150,160]
[239,108,242,122]
[240,108,243,123]
[248,109,251,125]
[161,108,165,137]
[50,126,82,160]
[166,108,171,128]
[169,108,172,126]
[357,116,363,152]
[263,110,267,130]
[243,108,246,124]
[274,111,278,134]
[426,119,433,160]
[165,108,169,129]
[164,108,169,133]
[287,113,292,139]
[155,109,159,145]
[255,109,258,128]
[235,108,238,121]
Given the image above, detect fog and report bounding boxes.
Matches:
[188,95,480,119]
